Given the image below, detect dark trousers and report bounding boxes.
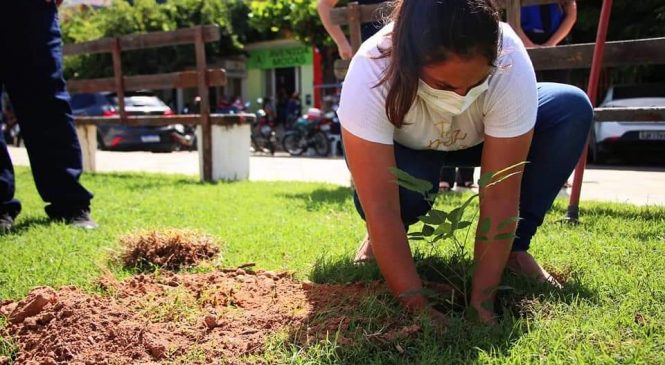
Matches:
[352,83,593,252]
[0,0,93,219]
[440,167,475,187]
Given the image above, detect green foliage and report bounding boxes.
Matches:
[248,0,329,46]
[60,0,253,79]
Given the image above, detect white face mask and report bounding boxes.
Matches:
[417,77,489,116]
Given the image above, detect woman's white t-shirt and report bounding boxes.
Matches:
[337,22,538,151]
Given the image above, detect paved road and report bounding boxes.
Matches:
[8,146,665,206]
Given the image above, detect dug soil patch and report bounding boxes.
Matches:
[117,230,221,271]
[0,269,422,364]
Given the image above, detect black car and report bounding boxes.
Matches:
[70,92,195,152]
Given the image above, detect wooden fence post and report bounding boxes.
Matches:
[111,38,126,121]
[195,26,213,182]
[506,0,522,32]
[347,2,362,54]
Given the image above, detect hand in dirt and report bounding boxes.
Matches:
[506,251,563,288]
[469,302,497,325]
[424,307,448,330]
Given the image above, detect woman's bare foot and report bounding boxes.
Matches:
[506,251,562,288]
[439,181,451,192]
[353,234,374,263]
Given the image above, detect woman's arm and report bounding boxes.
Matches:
[470,130,533,323]
[342,127,429,311]
[515,26,538,48]
[317,0,354,60]
[543,0,577,47]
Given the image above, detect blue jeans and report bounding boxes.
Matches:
[352,83,593,251]
[0,0,93,219]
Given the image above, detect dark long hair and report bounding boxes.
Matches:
[377,0,501,127]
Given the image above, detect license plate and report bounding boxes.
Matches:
[638,131,665,141]
[141,135,160,143]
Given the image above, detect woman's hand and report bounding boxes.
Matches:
[342,128,430,312]
[471,131,534,323]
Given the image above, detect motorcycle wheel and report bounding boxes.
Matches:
[312,131,331,157]
[282,133,304,156]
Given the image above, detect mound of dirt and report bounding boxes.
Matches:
[0,269,423,364]
[118,229,220,271]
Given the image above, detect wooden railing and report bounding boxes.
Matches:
[65,25,255,182]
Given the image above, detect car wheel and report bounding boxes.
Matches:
[588,131,608,164]
[96,132,107,150]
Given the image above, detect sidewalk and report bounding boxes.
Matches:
[8,146,665,206]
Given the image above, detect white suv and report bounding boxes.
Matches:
[591,84,665,163]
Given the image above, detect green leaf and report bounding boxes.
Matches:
[497,216,522,231]
[418,209,447,225]
[422,225,435,237]
[478,171,494,188]
[410,236,425,241]
[456,221,472,230]
[493,232,518,241]
[408,231,423,237]
[429,209,447,223]
[447,207,463,225]
[478,217,491,234]
[391,168,433,195]
[481,299,494,312]
[434,222,452,235]
[431,234,444,242]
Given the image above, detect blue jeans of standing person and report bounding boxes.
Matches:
[352,83,593,251]
[0,0,93,219]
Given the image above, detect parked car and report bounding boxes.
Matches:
[590,84,665,163]
[70,92,195,152]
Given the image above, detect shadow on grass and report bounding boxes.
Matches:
[5,216,52,236]
[279,186,353,211]
[87,172,216,191]
[295,252,597,364]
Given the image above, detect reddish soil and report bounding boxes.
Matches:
[0,269,426,365]
[117,230,221,271]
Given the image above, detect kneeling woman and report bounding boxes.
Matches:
[338,0,592,323]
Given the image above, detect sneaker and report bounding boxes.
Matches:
[0,213,14,234]
[54,210,98,230]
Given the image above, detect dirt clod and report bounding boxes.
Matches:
[118,229,221,271]
[8,287,57,324]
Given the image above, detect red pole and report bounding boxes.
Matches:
[566,0,614,222]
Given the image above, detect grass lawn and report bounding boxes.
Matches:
[1,166,664,364]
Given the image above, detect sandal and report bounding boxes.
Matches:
[438,181,451,192]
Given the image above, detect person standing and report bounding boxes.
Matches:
[0,0,97,232]
[317,0,389,60]
[516,0,577,83]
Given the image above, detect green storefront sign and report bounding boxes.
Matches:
[247,46,313,69]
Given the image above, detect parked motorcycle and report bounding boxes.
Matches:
[250,98,277,155]
[282,108,331,157]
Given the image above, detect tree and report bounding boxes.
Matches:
[61,0,253,79]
